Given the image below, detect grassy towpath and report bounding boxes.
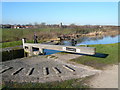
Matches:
[71,43,119,69]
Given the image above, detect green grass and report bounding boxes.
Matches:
[1,40,44,48]
[1,41,22,48]
[71,43,119,69]
[2,78,88,88]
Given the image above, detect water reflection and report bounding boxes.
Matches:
[61,35,119,46]
[42,35,119,55]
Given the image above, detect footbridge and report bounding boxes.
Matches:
[22,39,96,56]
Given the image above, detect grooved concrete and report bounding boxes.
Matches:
[63,65,75,72]
[1,55,100,83]
[26,68,34,76]
[12,68,24,75]
[52,67,61,74]
[0,67,13,74]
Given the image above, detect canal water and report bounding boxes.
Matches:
[44,34,119,55]
[61,34,120,46]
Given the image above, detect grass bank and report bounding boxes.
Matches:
[1,41,22,48]
[2,78,88,89]
[1,40,44,48]
[71,43,119,69]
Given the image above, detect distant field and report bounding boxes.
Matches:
[1,27,118,48]
[1,27,106,42]
[0,27,95,48]
[2,28,71,42]
[71,43,119,69]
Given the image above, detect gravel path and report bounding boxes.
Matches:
[87,64,118,88]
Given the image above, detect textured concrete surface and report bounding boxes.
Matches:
[1,54,100,83]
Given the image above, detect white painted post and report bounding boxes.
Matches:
[22,39,25,48]
[28,46,33,56]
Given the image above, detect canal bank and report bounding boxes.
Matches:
[1,34,119,62]
[1,46,24,62]
[1,41,119,88]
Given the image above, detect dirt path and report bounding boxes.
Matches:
[86,64,118,88]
